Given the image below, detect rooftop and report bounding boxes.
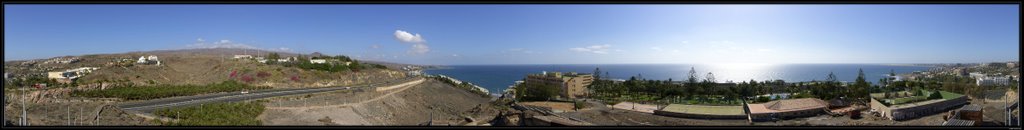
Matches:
[942,119,975,126]
[870,90,964,107]
[748,98,828,114]
[959,104,982,112]
[659,104,746,116]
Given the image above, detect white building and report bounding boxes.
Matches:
[969,73,986,79]
[976,76,1010,86]
[233,55,253,59]
[47,67,99,80]
[255,57,267,63]
[136,55,161,65]
[137,56,147,64]
[310,59,327,64]
[277,57,297,63]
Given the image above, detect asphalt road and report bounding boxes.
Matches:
[118,77,420,113]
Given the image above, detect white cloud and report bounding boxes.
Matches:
[394,30,430,54]
[651,47,664,51]
[371,44,380,49]
[197,38,205,42]
[570,44,613,54]
[394,30,426,43]
[452,54,459,57]
[410,43,430,54]
[185,39,257,49]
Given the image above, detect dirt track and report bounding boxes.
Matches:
[258,79,499,126]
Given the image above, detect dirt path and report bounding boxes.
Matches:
[257,78,500,126]
[264,78,425,110]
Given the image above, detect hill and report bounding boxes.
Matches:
[4,48,409,89]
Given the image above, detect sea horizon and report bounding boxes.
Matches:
[424,63,936,94]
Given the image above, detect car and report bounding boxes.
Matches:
[345,87,351,89]
[241,91,249,94]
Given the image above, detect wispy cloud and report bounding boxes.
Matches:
[185,38,294,53]
[274,47,292,52]
[570,44,612,54]
[502,48,540,54]
[186,39,257,49]
[650,47,664,51]
[394,30,430,54]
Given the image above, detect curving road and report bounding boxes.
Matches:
[118,77,421,113]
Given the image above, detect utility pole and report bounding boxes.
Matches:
[21,87,27,126]
[67,97,70,126]
[78,106,82,126]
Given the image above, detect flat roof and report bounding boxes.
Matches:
[659,104,746,116]
[960,104,982,112]
[748,98,828,114]
[889,98,947,109]
[612,102,658,114]
[942,119,975,126]
[871,90,965,107]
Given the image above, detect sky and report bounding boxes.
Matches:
[4,4,1020,65]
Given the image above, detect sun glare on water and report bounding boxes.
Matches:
[703,63,780,82]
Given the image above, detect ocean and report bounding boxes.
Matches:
[423,64,933,94]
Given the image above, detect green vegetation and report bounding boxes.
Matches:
[71,80,270,100]
[154,101,265,126]
[590,67,778,105]
[573,100,589,109]
[5,75,73,88]
[588,67,889,105]
[430,76,491,98]
[513,82,560,101]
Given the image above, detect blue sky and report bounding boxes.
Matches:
[4,4,1019,65]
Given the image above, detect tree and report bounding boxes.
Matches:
[515,83,560,101]
[687,67,698,84]
[267,53,281,64]
[852,68,870,101]
[686,67,698,99]
[604,72,610,80]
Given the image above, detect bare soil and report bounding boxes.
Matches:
[257,79,499,126]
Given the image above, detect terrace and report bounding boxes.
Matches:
[871,90,964,108]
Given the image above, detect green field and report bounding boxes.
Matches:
[154,101,265,126]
